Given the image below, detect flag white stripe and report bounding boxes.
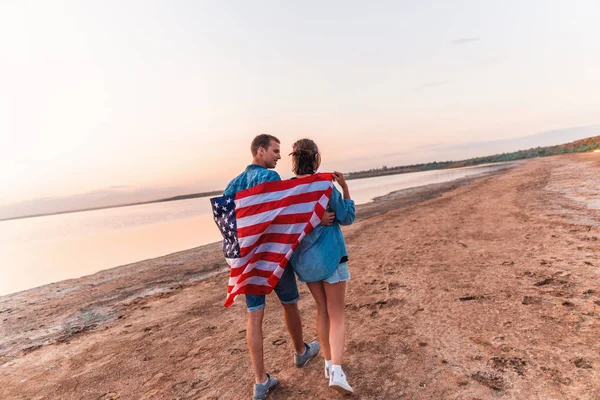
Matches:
[235,181,332,209]
[236,201,319,229]
[226,241,292,269]
[237,223,307,248]
[318,194,329,209]
[309,212,321,228]
[226,253,253,268]
[253,242,292,255]
[228,261,279,286]
[243,260,279,274]
[297,231,306,242]
[230,276,271,294]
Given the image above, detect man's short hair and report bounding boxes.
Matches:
[251,134,280,156]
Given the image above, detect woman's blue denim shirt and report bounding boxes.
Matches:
[290,184,355,282]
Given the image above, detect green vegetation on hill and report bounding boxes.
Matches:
[347,135,600,180]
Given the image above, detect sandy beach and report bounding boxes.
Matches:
[1,153,599,400]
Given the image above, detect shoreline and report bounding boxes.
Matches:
[2,153,599,399]
[356,162,518,220]
[0,161,517,224]
[0,163,517,301]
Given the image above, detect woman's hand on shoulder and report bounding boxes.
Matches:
[333,171,352,200]
[332,171,347,188]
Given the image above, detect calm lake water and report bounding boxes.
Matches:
[0,163,514,296]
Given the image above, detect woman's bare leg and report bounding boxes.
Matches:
[306,281,331,361]
[323,281,346,365]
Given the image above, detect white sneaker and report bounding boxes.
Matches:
[329,369,353,394]
[324,364,331,379]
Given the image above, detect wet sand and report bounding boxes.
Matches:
[1,153,599,399]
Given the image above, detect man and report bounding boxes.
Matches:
[223,134,334,400]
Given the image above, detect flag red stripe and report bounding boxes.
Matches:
[313,198,327,221]
[235,173,333,200]
[229,252,286,277]
[239,233,300,257]
[236,190,326,219]
[227,283,274,295]
[231,268,275,284]
[237,213,313,237]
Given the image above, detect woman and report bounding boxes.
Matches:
[288,138,355,394]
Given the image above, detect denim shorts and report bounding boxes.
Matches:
[246,265,299,312]
[324,262,351,284]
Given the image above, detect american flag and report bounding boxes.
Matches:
[211,173,334,307]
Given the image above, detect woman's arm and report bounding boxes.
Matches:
[330,172,355,225]
[333,171,351,199]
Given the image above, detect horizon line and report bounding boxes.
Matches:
[3,134,598,222]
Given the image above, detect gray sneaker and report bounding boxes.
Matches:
[252,373,279,400]
[294,341,320,368]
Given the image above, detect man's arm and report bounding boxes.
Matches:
[319,211,335,226]
[262,170,281,183]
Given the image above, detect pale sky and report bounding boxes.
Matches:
[1,0,599,217]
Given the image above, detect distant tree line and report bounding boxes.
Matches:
[347,136,600,180]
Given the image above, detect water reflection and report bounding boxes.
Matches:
[0,162,514,296]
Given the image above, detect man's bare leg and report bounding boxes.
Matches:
[247,308,267,383]
[281,302,306,354]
